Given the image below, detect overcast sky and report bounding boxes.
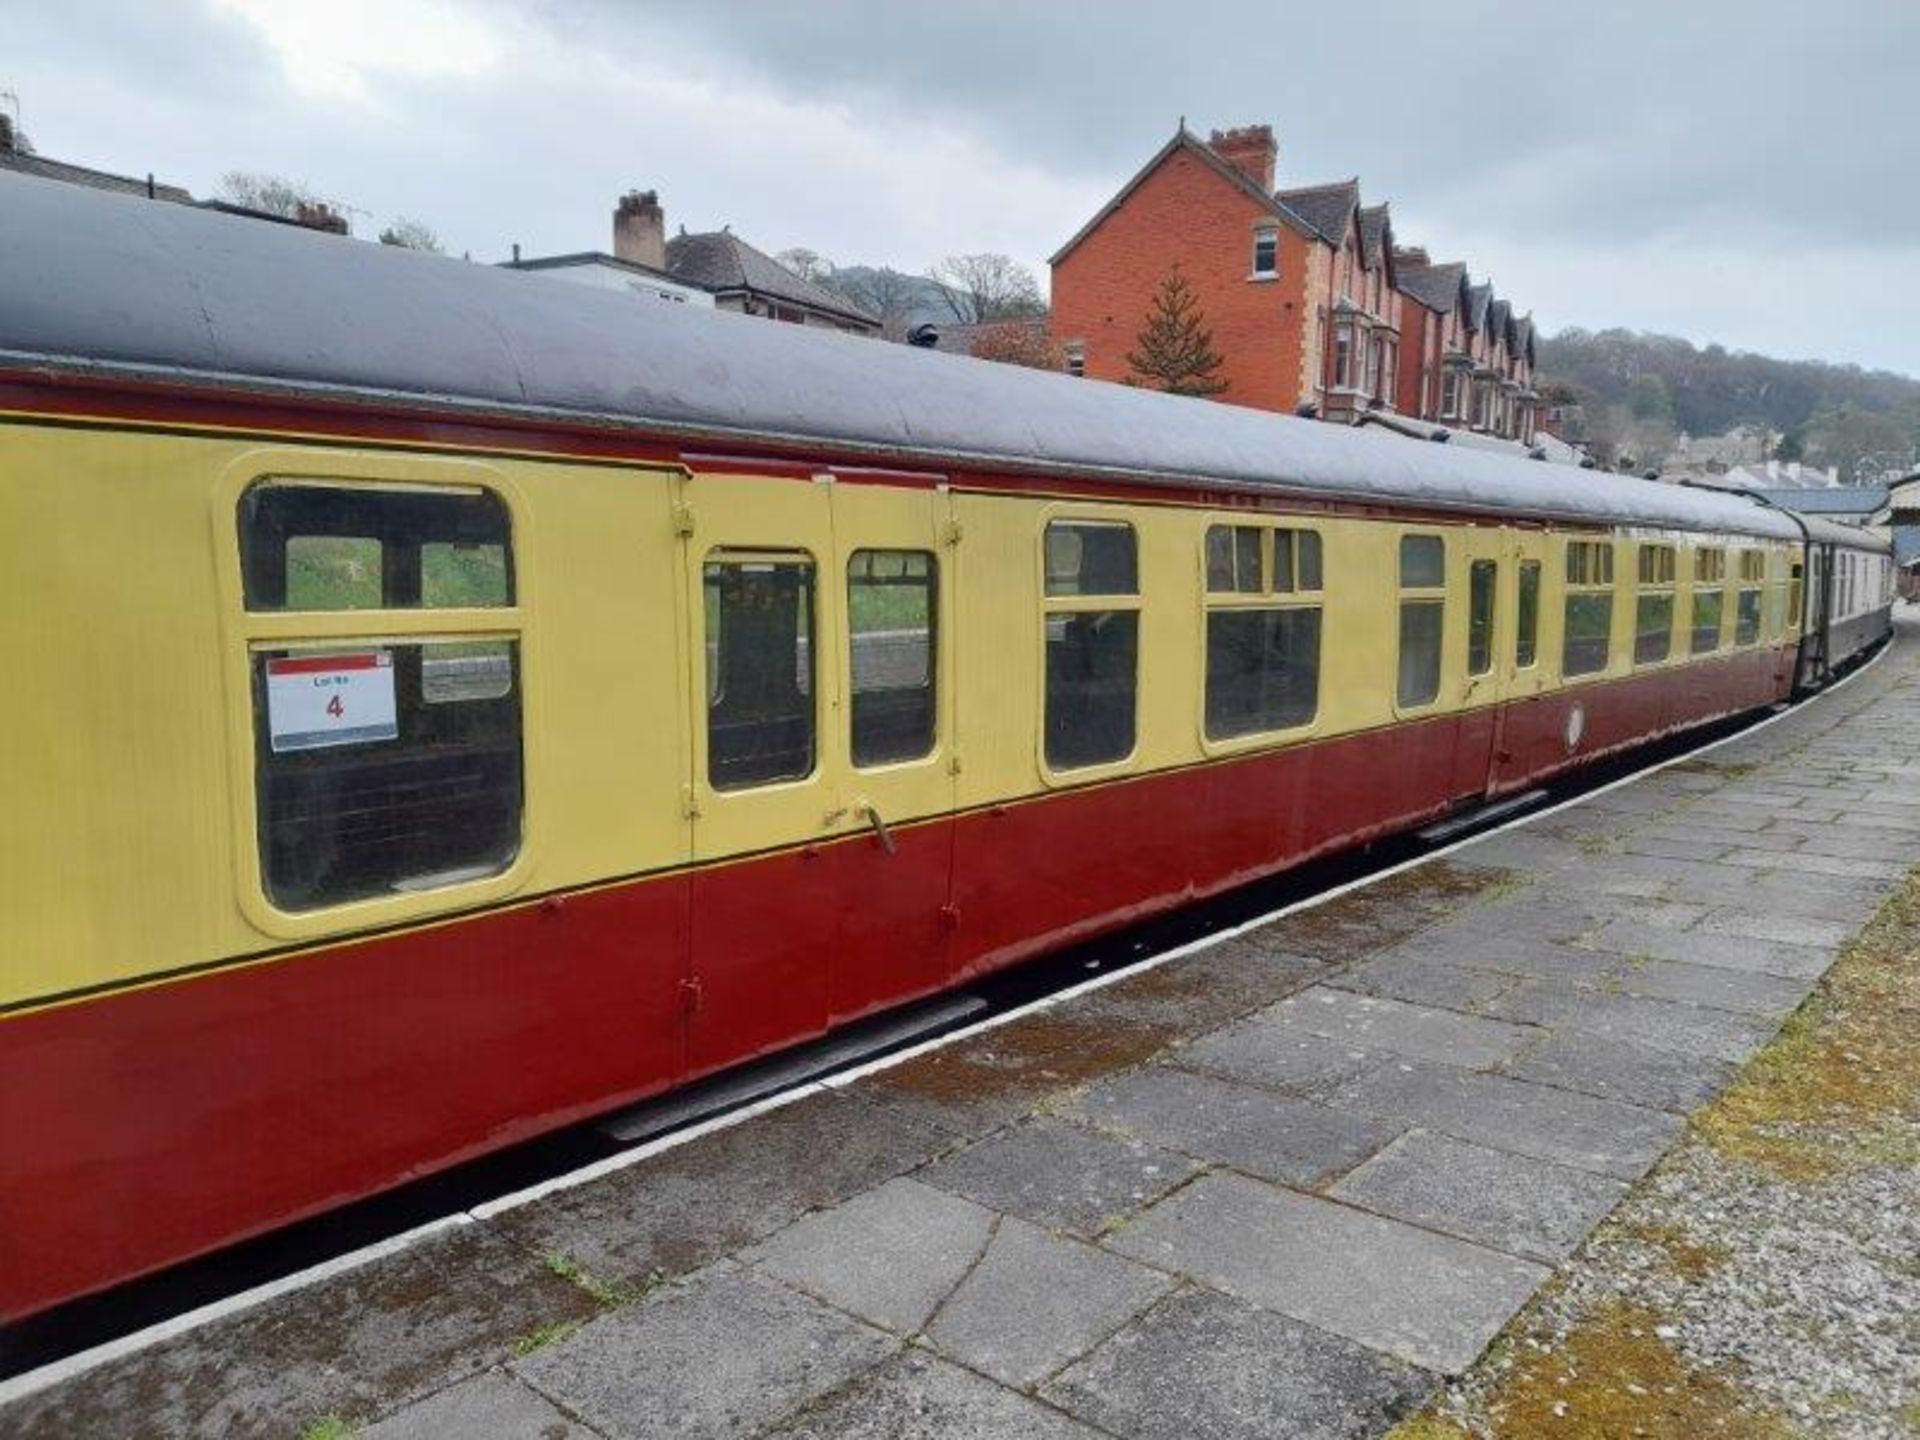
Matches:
[10,0,1919,375]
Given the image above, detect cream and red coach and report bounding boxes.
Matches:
[0,172,1893,1321]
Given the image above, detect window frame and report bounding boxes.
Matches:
[1197,518,1326,753]
[1037,509,1143,784]
[1559,537,1617,680]
[1689,544,1729,655]
[1394,530,1450,714]
[1250,226,1279,279]
[845,546,939,772]
[1632,541,1678,668]
[702,547,822,793]
[217,451,536,942]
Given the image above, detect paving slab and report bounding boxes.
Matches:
[922,1216,1175,1388]
[1042,1286,1433,1440]
[1580,916,1831,979]
[2,1223,600,1440]
[1250,985,1536,1068]
[1607,955,1814,1016]
[1692,907,1861,948]
[1072,938,1330,1033]
[743,1178,996,1335]
[1168,1021,1386,1098]
[914,1115,1198,1237]
[1329,952,1517,1011]
[764,1351,1100,1439]
[1329,1057,1682,1179]
[510,1264,895,1440]
[360,1370,600,1439]
[1499,1027,1737,1113]
[1329,1128,1627,1263]
[488,1088,953,1288]
[1380,929,1618,985]
[1485,979,1776,1062]
[1104,1172,1547,1374]
[1072,1065,1403,1188]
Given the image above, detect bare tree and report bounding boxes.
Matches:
[218,171,332,218]
[928,253,1044,323]
[829,266,927,341]
[775,247,834,284]
[379,218,444,253]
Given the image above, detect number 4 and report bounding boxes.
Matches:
[327,695,345,720]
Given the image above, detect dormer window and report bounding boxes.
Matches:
[1252,227,1278,278]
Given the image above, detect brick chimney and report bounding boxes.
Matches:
[1396,245,1431,267]
[293,200,349,235]
[1207,125,1277,191]
[614,189,666,270]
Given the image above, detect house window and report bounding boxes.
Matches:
[1397,534,1446,707]
[240,481,522,912]
[1380,339,1398,404]
[1064,341,1086,378]
[1362,335,1382,398]
[1203,525,1323,739]
[1333,324,1356,389]
[1252,227,1278,278]
[1442,368,1464,419]
[1562,539,1615,677]
[1044,520,1139,770]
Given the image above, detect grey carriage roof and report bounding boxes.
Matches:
[0,170,1831,546]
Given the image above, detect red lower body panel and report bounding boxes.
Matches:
[0,648,1793,1322]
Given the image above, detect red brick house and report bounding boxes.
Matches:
[1049,125,1325,412]
[1051,124,1405,422]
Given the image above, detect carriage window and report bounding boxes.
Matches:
[1562,540,1614,677]
[241,482,523,913]
[243,482,514,610]
[1397,534,1445,707]
[1515,560,1541,668]
[1204,525,1322,739]
[1735,550,1764,645]
[1467,559,1496,677]
[1634,543,1676,666]
[1691,547,1726,654]
[1788,561,1804,629]
[848,549,936,767]
[706,555,817,790]
[1045,520,1138,769]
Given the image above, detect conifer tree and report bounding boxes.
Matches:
[1125,265,1230,397]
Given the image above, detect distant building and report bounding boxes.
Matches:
[506,190,879,333]
[0,113,191,203]
[1704,460,1842,491]
[1049,121,1537,440]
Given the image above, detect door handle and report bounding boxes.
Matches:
[858,800,897,856]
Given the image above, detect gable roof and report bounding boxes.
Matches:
[665,230,878,326]
[1275,179,1358,246]
[1465,282,1493,332]
[1488,298,1512,348]
[1050,127,1317,266]
[1357,205,1391,267]
[1396,256,1468,314]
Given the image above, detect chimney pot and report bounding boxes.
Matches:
[1206,123,1277,191]
[614,188,667,270]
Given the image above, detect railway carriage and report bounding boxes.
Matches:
[0,172,1893,1322]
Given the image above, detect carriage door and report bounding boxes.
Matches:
[1488,527,1549,791]
[1451,526,1507,800]
[822,475,958,1025]
[683,470,838,1077]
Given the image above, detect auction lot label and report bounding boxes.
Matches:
[266,651,399,752]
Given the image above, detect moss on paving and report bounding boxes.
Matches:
[1392,867,1920,1438]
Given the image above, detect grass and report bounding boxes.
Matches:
[300,1419,354,1440]
[1388,1301,1792,1440]
[1692,870,1920,1180]
[542,1251,655,1310]
[510,1318,583,1356]
[285,537,508,610]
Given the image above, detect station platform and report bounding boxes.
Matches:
[6,618,1917,1439]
